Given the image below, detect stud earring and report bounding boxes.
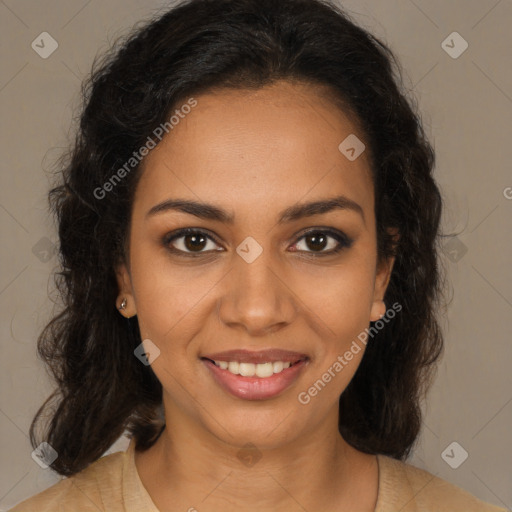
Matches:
[118,298,127,311]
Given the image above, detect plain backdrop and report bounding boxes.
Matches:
[1,0,511,510]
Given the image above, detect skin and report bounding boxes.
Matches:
[116,80,395,512]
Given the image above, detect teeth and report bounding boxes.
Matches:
[255,362,274,378]
[239,362,255,377]
[273,361,284,373]
[212,359,298,377]
[228,361,239,374]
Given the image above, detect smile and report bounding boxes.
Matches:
[201,355,309,400]
[209,359,297,378]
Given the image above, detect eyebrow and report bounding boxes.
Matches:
[146,195,365,224]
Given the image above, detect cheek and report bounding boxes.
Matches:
[128,243,223,354]
[289,253,377,399]
[296,270,373,405]
[133,274,209,343]
[293,255,376,335]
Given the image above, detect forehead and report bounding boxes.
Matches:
[135,80,374,218]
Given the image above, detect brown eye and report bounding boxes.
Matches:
[304,232,329,251]
[292,229,353,255]
[164,229,222,255]
[183,233,208,251]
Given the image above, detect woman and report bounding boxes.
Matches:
[10,0,506,510]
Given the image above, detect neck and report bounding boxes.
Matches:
[134,399,378,512]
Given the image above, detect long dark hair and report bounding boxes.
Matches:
[31,0,444,476]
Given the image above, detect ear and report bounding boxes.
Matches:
[370,228,399,322]
[115,261,137,318]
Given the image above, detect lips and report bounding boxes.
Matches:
[202,358,308,400]
[200,348,309,400]
[201,348,308,365]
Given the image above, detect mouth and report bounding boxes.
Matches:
[201,357,307,378]
[200,349,309,400]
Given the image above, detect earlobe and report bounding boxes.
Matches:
[117,296,137,318]
[115,263,137,318]
[370,300,387,322]
[370,261,392,321]
[371,252,397,322]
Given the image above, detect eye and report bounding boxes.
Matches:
[290,229,353,255]
[163,227,353,258]
[164,228,223,255]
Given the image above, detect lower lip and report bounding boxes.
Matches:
[202,359,308,400]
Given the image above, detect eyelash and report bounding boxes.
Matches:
[163,227,354,258]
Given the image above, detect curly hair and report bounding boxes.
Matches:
[30,0,444,476]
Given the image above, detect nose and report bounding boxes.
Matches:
[217,248,298,337]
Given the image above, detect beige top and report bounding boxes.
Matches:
[9,438,506,512]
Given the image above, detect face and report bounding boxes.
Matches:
[116,80,394,450]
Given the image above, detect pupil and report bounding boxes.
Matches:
[185,234,206,251]
[306,233,326,251]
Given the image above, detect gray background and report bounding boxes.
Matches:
[1,0,511,510]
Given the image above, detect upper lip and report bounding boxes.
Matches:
[201,349,308,364]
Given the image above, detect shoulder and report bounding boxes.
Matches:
[9,450,126,512]
[376,454,507,512]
